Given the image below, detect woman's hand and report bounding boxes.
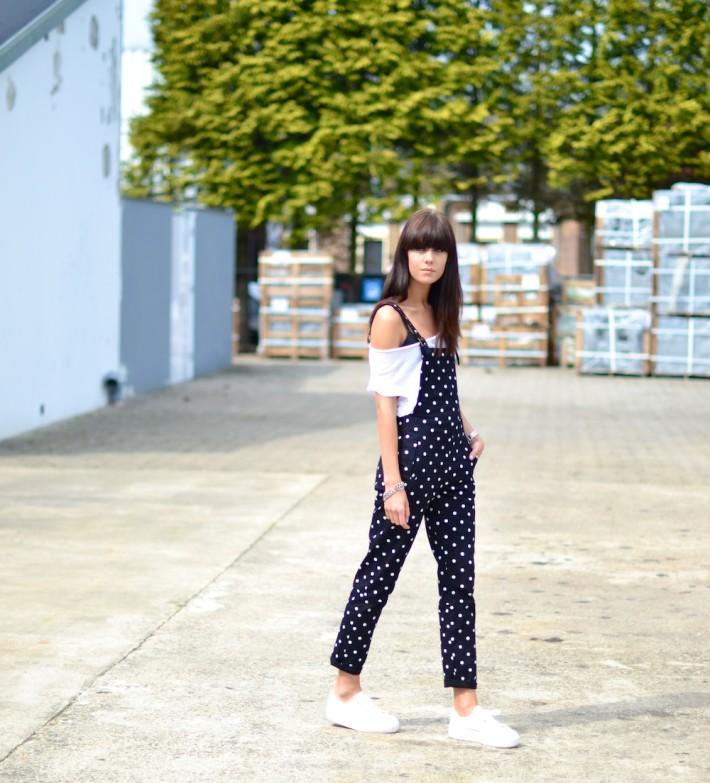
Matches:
[469,434,485,461]
[384,485,411,529]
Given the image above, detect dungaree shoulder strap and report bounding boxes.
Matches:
[367,300,427,347]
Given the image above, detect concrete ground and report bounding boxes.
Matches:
[0,357,708,782]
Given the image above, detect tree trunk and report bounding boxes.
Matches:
[531,148,543,242]
[579,201,596,275]
[469,184,479,243]
[349,202,358,273]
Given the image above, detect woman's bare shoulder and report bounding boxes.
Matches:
[370,303,407,349]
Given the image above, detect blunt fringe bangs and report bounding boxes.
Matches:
[401,210,457,257]
[368,208,463,359]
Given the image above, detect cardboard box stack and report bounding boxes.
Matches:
[458,243,554,367]
[257,250,334,359]
[650,183,710,377]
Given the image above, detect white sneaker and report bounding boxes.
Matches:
[448,704,520,748]
[325,688,400,733]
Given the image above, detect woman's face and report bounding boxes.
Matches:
[407,246,448,285]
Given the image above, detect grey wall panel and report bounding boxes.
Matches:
[193,208,236,376]
[120,198,172,395]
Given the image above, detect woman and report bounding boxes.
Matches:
[325,208,520,748]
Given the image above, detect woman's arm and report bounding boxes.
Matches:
[370,306,411,528]
[375,394,402,486]
[460,405,485,458]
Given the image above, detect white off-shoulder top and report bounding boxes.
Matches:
[366,333,440,417]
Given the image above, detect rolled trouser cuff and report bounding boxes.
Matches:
[330,656,363,676]
[444,676,477,689]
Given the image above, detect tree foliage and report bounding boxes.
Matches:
[123,0,710,253]
[546,0,710,203]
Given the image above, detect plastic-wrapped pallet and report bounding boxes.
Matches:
[459,322,547,367]
[653,255,710,315]
[577,307,651,375]
[595,248,654,308]
[594,200,653,308]
[595,199,654,249]
[560,275,596,307]
[653,183,710,253]
[552,304,586,367]
[257,250,334,358]
[484,243,555,275]
[652,183,710,316]
[456,243,482,304]
[477,243,554,308]
[331,304,373,359]
[651,316,710,378]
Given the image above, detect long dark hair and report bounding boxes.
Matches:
[367,208,462,357]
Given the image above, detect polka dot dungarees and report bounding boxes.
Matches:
[330,302,478,689]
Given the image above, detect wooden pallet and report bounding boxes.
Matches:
[330,304,373,359]
[648,314,710,378]
[459,262,482,305]
[459,324,547,367]
[260,282,333,310]
[593,251,653,308]
[476,267,549,306]
[258,308,331,359]
[574,308,651,376]
[257,251,335,359]
[560,275,596,307]
[551,303,589,368]
[258,250,334,280]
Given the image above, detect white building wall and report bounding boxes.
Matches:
[0,0,123,440]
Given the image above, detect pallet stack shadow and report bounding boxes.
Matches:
[458,243,553,367]
[577,199,655,375]
[576,183,710,377]
[257,250,334,359]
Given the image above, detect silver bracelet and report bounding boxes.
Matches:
[382,481,406,502]
[466,429,478,443]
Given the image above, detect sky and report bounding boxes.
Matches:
[120,0,154,161]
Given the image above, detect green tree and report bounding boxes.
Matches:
[124,0,457,267]
[487,0,595,240]
[547,0,710,207]
[422,0,515,242]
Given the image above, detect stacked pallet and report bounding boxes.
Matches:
[575,199,656,375]
[551,276,595,368]
[331,303,373,359]
[458,244,553,367]
[576,308,652,375]
[257,250,334,359]
[457,243,483,306]
[577,183,710,378]
[650,183,710,378]
[593,200,654,309]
